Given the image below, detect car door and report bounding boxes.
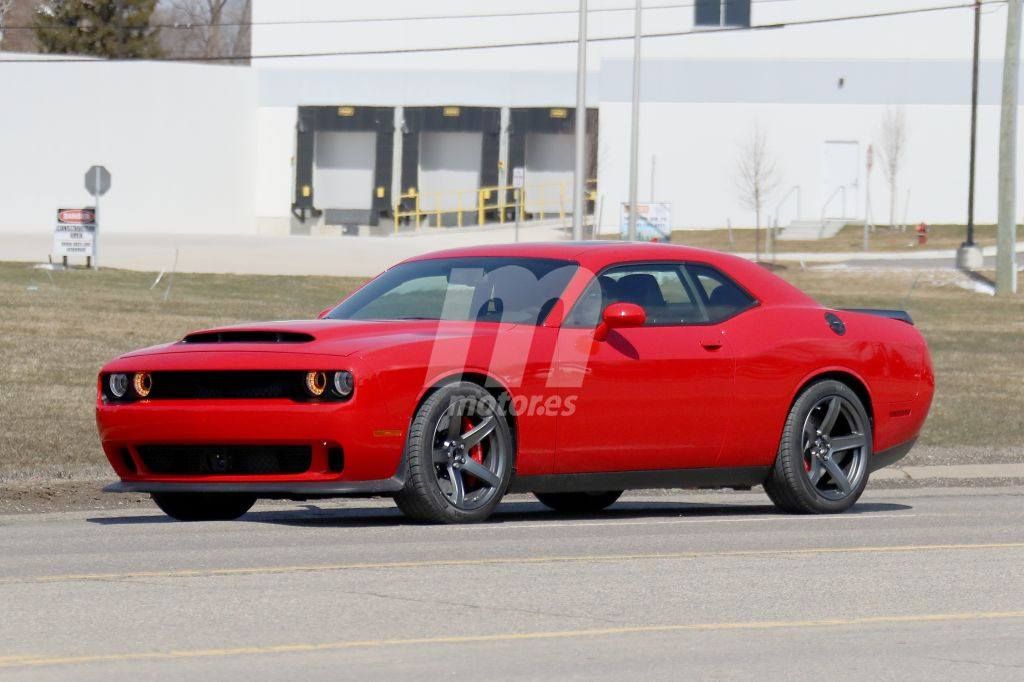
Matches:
[551,262,738,474]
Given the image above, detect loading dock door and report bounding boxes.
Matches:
[418,131,483,218]
[524,132,574,214]
[822,141,860,219]
[314,131,377,211]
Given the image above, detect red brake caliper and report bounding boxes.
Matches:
[462,417,485,487]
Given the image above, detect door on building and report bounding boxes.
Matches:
[822,141,860,219]
[418,131,483,225]
[524,132,574,215]
[313,131,377,217]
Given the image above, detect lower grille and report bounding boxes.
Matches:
[147,371,304,400]
[137,445,312,476]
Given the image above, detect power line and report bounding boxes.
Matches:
[3,0,797,32]
[0,1,1001,63]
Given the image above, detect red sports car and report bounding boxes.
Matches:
[97,243,934,523]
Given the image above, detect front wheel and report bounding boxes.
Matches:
[764,380,872,514]
[151,493,256,521]
[394,383,514,523]
[534,491,622,514]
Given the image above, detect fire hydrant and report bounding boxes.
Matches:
[916,222,928,246]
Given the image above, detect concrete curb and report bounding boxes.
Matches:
[871,463,1024,481]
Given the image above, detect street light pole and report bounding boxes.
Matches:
[958,0,985,270]
[966,0,981,247]
[572,0,588,241]
[627,0,643,242]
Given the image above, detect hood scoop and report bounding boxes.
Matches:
[182,330,315,344]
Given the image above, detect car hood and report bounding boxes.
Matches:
[120,319,510,359]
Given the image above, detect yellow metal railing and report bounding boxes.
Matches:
[394,179,597,233]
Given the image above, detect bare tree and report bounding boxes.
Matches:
[0,0,42,52]
[878,107,908,229]
[734,123,781,262]
[154,0,250,62]
[0,0,16,48]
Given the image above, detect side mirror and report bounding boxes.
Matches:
[316,307,333,320]
[594,302,646,341]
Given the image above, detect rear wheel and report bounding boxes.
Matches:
[151,493,256,521]
[764,380,872,514]
[534,491,622,514]
[394,382,514,523]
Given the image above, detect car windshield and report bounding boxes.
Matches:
[326,257,579,325]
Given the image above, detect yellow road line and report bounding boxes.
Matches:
[3,542,1024,585]
[453,511,925,530]
[3,611,1024,669]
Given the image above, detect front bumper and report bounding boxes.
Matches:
[104,476,404,498]
[96,397,407,487]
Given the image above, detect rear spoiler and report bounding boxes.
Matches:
[840,308,914,325]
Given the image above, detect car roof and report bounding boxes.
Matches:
[399,241,816,306]
[402,241,720,268]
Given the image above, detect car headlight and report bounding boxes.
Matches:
[108,373,129,399]
[133,372,152,398]
[331,370,354,398]
[305,371,328,397]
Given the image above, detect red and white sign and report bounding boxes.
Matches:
[53,207,96,259]
[58,208,96,224]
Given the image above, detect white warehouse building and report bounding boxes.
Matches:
[1,0,1022,240]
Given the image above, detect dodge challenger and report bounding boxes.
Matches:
[96,243,934,523]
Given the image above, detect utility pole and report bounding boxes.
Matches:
[959,0,985,270]
[572,0,588,241]
[997,0,1021,295]
[626,0,642,242]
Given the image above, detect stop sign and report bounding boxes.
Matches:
[85,166,111,196]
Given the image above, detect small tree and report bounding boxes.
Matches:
[879,107,908,229]
[34,0,161,58]
[734,123,781,262]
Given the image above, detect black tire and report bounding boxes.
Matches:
[151,493,256,521]
[764,379,872,514]
[394,382,514,523]
[534,491,623,514]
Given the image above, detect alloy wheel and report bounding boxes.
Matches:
[431,398,507,511]
[801,395,868,501]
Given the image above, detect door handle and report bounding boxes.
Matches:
[700,339,723,351]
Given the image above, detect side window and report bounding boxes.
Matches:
[685,264,755,322]
[695,0,751,27]
[564,264,702,327]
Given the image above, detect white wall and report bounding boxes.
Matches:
[0,55,256,235]
[254,107,297,234]
[597,100,1018,231]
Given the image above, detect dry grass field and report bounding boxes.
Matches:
[0,259,1020,481]
[669,224,998,253]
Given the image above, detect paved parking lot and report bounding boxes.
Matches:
[2,487,1023,680]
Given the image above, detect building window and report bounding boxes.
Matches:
[695,0,751,28]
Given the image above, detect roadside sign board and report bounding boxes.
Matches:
[85,166,111,196]
[53,208,96,259]
[620,202,672,241]
[512,167,525,189]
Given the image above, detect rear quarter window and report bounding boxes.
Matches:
[685,263,756,323]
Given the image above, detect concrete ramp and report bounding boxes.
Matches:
[778,219,847,241]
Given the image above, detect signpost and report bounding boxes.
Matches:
[83,165,111,269]
[620,202,671,242]
[53,208,97,266]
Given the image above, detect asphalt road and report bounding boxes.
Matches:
[2,487,1023,680]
